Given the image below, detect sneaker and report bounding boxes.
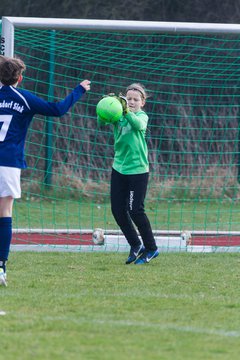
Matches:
[134,249,159,264]
[0,268,7,287]
[126,244,145,264]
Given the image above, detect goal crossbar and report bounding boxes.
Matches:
[3,16,240,57]
[3,17,240,32]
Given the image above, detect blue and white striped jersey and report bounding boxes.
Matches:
[0,84,85,168]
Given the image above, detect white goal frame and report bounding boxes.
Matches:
[2,16,240,57]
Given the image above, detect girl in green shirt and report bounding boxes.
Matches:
[110,83,159,264]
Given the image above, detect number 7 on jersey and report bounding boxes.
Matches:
[0,115,13,141]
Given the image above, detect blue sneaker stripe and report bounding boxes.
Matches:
[134,249,159,264]
[125,245,145,264]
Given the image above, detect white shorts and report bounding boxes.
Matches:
[0,166,21,199]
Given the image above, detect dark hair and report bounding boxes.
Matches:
[126,83,147,100]
[0,56,26,85]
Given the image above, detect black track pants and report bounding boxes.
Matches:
[110,168,157,251]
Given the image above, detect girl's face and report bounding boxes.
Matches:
[126,90,145,113]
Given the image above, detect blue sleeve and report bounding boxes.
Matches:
[26,85,86,116]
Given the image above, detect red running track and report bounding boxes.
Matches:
[11,233,240,246]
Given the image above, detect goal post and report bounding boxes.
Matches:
[1,17,240,252]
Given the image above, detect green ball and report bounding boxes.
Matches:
[96,96,123,123]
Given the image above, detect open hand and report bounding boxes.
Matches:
[80,80,91,91]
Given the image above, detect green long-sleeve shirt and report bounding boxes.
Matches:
[112,110,149,175]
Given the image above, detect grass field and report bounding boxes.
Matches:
[13,199,240,231]
[1,252,239,360]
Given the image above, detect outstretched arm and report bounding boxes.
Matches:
[26,79,91,117]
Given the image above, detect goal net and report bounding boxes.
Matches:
[1,17,240,252]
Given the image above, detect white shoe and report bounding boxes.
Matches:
[0,268,7,287]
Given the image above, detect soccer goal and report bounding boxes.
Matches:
[1,17,240,253]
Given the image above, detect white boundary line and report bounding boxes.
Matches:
[43,316,240,338]
[10,245,240,254]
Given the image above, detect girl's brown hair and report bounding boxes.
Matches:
[126,83,147,100]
